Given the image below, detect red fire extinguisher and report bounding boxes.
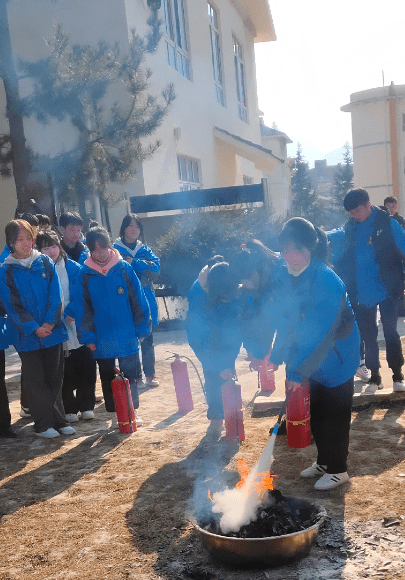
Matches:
[285,380,311,449]
[259,352,276,393]
[170,355,194,414]
[221,372,245,442]
[111,369,137,434]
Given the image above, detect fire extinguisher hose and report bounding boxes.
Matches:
[166,352,206,396]
[270,387,293,436]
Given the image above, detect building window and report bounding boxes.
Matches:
[233,36,247,122]
[177,155,200,190]
[243,176,253,185]
[161,0,190,80]
[208,3,224,106]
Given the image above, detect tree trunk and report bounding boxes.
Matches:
[0,0,31,214]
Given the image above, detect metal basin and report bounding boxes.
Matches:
[194,497,326,569]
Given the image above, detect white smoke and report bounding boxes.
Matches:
[210,431,277,534]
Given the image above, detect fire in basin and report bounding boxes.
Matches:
[194,433,326,568]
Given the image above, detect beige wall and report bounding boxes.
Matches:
[1,0,278,240]
[342,84,405,211]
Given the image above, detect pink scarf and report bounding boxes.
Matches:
[84,248,121,275]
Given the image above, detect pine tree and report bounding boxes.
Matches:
[331,142,353,222]
[19,5,174,219]
[0,0,31,212]
[291,144,313,216]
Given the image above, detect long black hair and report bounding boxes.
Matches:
[279,218,328,263]
[119,213,144,243]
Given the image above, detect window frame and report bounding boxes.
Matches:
[208,2,225,107]
[161,0,191,80]
[233,35,248,123]
[177,155,201,191]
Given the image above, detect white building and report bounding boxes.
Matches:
[1,0,286,242]
[341,82,405,211]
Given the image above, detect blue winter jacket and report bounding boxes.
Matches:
[74,258,151,359]
[63,258,81,319]
[0,251,68,352]
[0,244,10,264]
[113,238,160,326]
[185,279,243,373]
[270,258,360,387]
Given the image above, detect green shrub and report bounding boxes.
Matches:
[154,207,283,296]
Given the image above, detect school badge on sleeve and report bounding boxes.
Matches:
[117,286,125,294]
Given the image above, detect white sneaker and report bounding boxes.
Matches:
[356,364,371,381]
[20,407,31,418]
[65,413,79,423]
[35,427,60,438]
[393,381,405,392]
[135,412,143,427]
[314,472,350,490]
[137,378,146,389]
[81,410,95,420]
[145,376,159,387]
[300,463,327,478]
[59,426,76,435]
[364,381,383,394]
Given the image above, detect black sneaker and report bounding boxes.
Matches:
[0,427,17,438]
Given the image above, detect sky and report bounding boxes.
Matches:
[254,0,405,168]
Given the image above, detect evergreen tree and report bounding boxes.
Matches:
[0,0,31,212]
[19,5,174,219]
[291,143,314,217]
[331,142,353,223]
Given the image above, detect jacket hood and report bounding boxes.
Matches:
[113,238,143,257]
[4,248,42,268]
[84,247,121,275]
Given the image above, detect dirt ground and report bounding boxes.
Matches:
[1,328,405,580]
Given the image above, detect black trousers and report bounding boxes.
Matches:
[19,344,68,433]
[0,350,11,432]
[310,378,354,474]
[62,345,97,414]
[354,297,404,378]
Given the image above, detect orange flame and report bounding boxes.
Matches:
[236,460,277,496]
[236,459,250,489]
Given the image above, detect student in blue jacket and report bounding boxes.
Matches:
[264,218,360,491]
[114,214,160,388]
[185,261,242,432]
[74,227,151,427]
[37,231,97,423]
[0,219,75,439]
[0,312,16,438]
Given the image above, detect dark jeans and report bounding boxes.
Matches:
[97,353,140,412]
[135,332,155,378]
[354,297,404,379]
[310,378,354,474]
[19,344,68,433]
[202,367,225,420]
[0,350,11,431]
[62,345,97,414]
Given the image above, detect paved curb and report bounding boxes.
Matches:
[251,388,405,416]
